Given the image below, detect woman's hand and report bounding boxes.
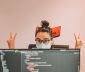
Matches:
[27,63,35,72]
[74,33,83,49]
[7,33,17,49]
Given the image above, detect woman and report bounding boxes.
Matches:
[7,20,83,49]
[7,20,83,72]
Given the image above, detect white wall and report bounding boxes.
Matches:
[0,0,85,49]
[0,0,85,72]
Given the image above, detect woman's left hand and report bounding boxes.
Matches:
[74,33,83,49]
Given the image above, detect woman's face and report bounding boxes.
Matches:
[35,32,52,49]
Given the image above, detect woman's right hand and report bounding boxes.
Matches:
[7,33,17,49]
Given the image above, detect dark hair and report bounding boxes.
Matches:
[35,20,53,39]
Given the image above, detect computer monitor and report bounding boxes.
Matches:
[0,49,80,72]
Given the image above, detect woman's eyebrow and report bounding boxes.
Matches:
[35,38,40,40]
[44,38,50,40]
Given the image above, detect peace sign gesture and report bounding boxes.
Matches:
[7,33,17,49]
[74,33,83,49]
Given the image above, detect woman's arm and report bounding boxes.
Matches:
[7,33,17,49]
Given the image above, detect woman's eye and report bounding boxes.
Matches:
[43,40,49,43]
[37,40,40,42]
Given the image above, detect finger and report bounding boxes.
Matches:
[80,40,84,44]
[27,67,35,72]
[7,40,9,43]
[74,33,77,40]
[13,33,17,39]
[78,34,80,39]
[28,63,35,68]
[10,32,12,38]
[7,40,10,46]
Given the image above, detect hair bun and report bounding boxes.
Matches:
[41,20,49,28]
